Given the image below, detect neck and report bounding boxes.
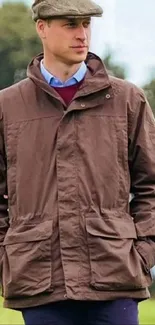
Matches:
[43,54,82,83]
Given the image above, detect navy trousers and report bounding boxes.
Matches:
[21,298,139,325]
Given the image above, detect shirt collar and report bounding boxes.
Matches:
[40,60,87,87]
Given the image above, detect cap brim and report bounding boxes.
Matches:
[64,13,102,18]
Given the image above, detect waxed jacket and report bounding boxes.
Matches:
[0,52,155,309]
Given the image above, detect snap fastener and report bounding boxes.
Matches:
[81,104,85,108]
[106,94,111,99]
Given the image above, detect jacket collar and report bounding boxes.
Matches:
[27,52,112,101]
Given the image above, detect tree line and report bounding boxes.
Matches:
[0,1,155,115]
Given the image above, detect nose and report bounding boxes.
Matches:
[76,25,87,42]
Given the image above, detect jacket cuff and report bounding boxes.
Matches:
[135,239,155,273]
[0,246,4,282]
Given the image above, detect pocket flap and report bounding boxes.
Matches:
[3,219,53,245]
[86,211,137,239]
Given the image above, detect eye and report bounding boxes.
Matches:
[67,22,77,28]
[83,21,90,28]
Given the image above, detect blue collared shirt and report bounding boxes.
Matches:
[40,60,87,87]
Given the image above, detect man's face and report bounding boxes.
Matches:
[37,17,91,64]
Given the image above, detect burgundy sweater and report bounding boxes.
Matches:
[53,79,84,106]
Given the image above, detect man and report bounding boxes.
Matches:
[0,0,155,324]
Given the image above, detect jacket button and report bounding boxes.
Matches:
[106,94,111,99]
[64,294,67,298]
[81,104,85,108]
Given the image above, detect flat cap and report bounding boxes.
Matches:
[31,0,103,21]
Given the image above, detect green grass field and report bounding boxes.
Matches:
[0,297,154,324]
[139,299,155,324]
[0,297,24,324]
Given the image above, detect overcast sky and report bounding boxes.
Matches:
[90,0,155,86]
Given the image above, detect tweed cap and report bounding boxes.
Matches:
[32,0,103,21]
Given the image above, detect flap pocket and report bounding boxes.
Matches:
[3,219,53,245]
[85,209,148,291]
[86,210,137,239]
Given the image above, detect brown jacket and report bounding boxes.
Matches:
[0,53,155,309]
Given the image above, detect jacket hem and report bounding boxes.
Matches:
[3,287,150,309]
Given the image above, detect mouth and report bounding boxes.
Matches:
[71,45,88,49]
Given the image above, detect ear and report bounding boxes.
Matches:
[36,19,47,39]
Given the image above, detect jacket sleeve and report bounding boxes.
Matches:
[129,90,155,273]
[0,111,9,278]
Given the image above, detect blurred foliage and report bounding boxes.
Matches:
[0,1,42,88]
[103,51,155,116]
[0,0,155,119]
[149,281,155,298]
[143,77,155,115]
[103,52,126,80]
